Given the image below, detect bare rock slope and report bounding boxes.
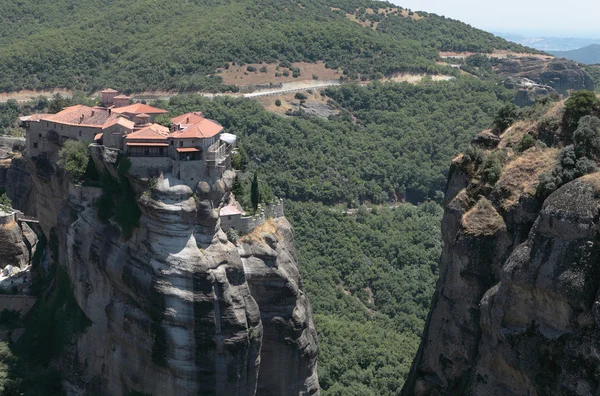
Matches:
[403,106,600,395]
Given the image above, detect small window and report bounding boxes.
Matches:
[53,123,56,129]
[38,133,42,138]
[79,130,82,137]
[46,122,49,127]
[179,141,183,147]
[170,141,173,145]
[33,143,38,148]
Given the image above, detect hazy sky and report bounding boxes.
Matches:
[390,0,600,37]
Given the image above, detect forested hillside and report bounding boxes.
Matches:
[0,0,536,92]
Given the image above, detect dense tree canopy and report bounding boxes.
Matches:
[162,77,510,204]
[0,0,536,92]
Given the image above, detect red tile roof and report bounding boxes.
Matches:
[176,147,201,153]
[171,118,223,139]
[114,95,130,99]
[94,133,103,141]
[125,124,170,140]
[220,204,245,216]
[101,88,118,93]
[171,112,204,126]
[103,117,135,130]
[126,142,169,147]
[41,105,119,128]
[112,103,168,115]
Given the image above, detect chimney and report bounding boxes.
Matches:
[186,117,189,124]
[108,109,112,116]
[80,114,84,124]
[91,110,95,117]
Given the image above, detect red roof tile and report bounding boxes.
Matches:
[171,118,223,139]
[125,124,170,140]
[113,95,130,99]
[112,103,168,115]
[171,112,204,126]
[42,105,119,128]
[101,88,118,93]
[176,147,201,153]
[94,133,103,141]
[103,117,135,130]
[220,204,245,216]
[126,142,169,147]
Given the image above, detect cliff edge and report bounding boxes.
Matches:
[11,143,319,395]
[403,95,600,395]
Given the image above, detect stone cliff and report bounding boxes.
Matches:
[495,57,595,96]
[10,144,319,396]
[403,100,600,395]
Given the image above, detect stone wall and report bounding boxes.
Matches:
[27,120,100,158]
[128,157,172,179]
[221,199,285,233]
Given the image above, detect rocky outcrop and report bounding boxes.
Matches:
[5,155,34,213]
[403,122,600,394]
[23,145,318,395]
[495,58,595,96]
[239,218,319,395]
[0,218,31,269]
[504,77,559,107]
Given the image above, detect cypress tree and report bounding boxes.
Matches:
[251,171,260,213]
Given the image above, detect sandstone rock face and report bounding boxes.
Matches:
[239,218,319,396]
[495,58,595,96]
[0,218,30,269]
[403,166,600,395]
[6,156,35,214]
[25,146,318,395]
[504,77,559,107]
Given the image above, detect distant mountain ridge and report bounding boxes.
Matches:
[495,33,600,52]
[550,44,600,65]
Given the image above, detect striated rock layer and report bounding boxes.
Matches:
[403,158,600,395]
[20,145,319,396]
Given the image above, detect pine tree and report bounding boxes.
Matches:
[251,171,260,213]
[232,175,244,199]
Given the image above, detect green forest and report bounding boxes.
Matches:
[159,78,510,204]
[0,0,536,92]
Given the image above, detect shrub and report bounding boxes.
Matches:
[259,66,268,73]
[537,144,598,199]
[517,134,536,152]
[275,99,282,107]
[0,193,11,209]
[482,151,507,185]
[226,229,239,243]
[312,74,319,80]
[57,140,89,180]
[493,103,520,133]
[246,66,257,72]
[563,90,600,133]
[295,92,308,100]
[573,115,600,160]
